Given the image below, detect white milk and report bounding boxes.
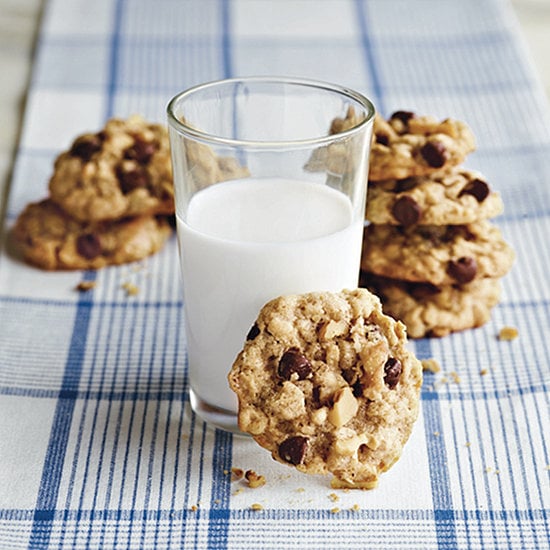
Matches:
[177,177,363,413]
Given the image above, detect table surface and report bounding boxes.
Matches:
[0,1,549,549]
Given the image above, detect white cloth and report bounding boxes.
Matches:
[0,1,549,548]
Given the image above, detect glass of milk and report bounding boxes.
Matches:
[167,77,375,432]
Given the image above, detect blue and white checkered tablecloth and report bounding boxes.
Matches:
[0,0,549,548]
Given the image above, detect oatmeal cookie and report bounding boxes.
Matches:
[184,140,250,189]
[228,289,422,489]
[11,199,172,270]
[366,167,503,226]
[361,273,502,338]
[361,221,515,286]
[304,105,371,184]
[369,111,476,181]
[48,115,174,222]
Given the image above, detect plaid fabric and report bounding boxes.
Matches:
[0,0,549,548]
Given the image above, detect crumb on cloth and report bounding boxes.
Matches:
[421,358,441,373]
[498,326,518,341]
[75,281,96,292]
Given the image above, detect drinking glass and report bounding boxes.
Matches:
[167,77,375,431]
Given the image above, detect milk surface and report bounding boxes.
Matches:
[177,177,363,412]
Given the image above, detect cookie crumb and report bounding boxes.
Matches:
[498,326,518,341]
[122,282,139,296]
[465,442,471,447]
[433,431,440,437]
[449,371,461,384]
[350,504,360,512]
[421,358,441,373]
[480,368,489,376]
[328,492,340,502]
[330,507,341,514]
[75,281,96,292]
[231,467,244,481]
[190,505,198,512]
[245,469,266,488]
[250,503,263,511]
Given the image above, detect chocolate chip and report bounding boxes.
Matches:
[447,256,477,284]
[166,214,177,230]
[375,133,390,146]
[392,196,421,226]
[124,137,156,164]
[278,348,312,381]
[76,233,102,259]
[459,178,490,202]
[69,134,103,162]
[279,436,308,465]
[246,323,260,341]
[394,177,417,192]
[118,166,149,193]
[384,357,402,389]
[352,380,364,397]
[420,140,448,168]
[390,110,415,125]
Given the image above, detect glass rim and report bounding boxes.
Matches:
[166,76,376,148]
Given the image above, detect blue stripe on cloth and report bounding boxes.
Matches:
[27,272,96,549]
[27,1,124,546]
[207,430,233,550]
[4,506,548,523]
[221,0,233,79]
[355,0,385,114]
[105,0,125,120]
[416,338,459,550]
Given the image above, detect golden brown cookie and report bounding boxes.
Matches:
[183,140,250,189]
[48,115,174,222]
[361,273,502,338]
[369,111,476,181]
[366,167,503,226]
[361,221,515,286]
[228,289,422,489]
[11,199,172,270]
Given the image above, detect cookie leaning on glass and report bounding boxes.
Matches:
[228,289,423,489]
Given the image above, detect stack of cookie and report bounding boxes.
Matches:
[12,115,175,270]
[361,111,515,338]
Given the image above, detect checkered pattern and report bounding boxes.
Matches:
[0,0,549,548]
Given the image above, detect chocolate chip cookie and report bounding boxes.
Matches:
[184,140,250,189]
[228,289,423,489]
[369,111,476,181]
[361,273,502,338]
[366,167,503,226]
[49,115,174,222]
[12,199,172,270]
[361,221,515,286]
